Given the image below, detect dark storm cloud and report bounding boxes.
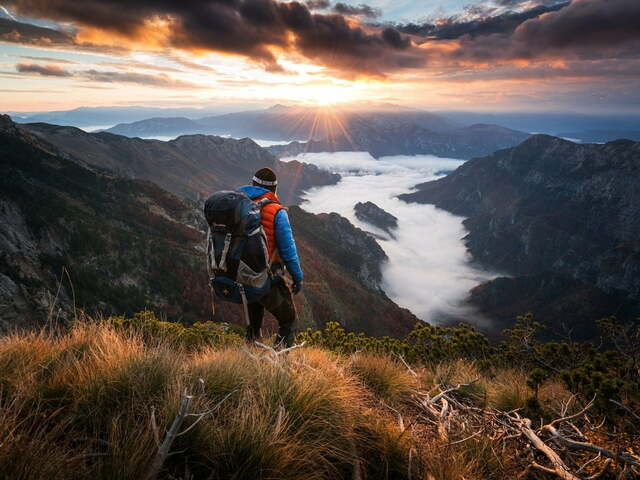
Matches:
[305,0,330,9]
[0,17,126,54]
[513,0,640,53]
[16,61,72,76]
[4,0,419,76]
[333,3,381,18]
[0,17,74,46]
[395,2,569,40]
[396,0,640,67]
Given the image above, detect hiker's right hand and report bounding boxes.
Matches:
[292,279,303,295]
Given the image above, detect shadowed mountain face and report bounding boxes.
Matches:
[400,135,640,337]
[0,115,415,336]
[23,122,339,206]
[104,105,529,159]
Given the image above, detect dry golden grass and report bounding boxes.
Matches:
[486,369,532,412]
[349,352,417,404]
[0,322,424,479]
[1,321,560,479]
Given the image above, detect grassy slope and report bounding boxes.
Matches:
[0,320,531,480]
[2,315,636,480]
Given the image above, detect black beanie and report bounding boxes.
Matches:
[252,167,278,192]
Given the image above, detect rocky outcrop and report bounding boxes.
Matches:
[354,202,398,238]
[292,209,387,291]
[401,135,640,332]
[23,122,338,205]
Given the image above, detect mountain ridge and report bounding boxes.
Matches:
[103,105,529,159]
[400,134,640,335]
[23,120,339,205]
[0,114,416,336]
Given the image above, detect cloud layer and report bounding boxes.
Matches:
[2,0,639,88]
[14,61,202,88]
[289,151,494,323]
[401,0,640,66]
[16,61,71,76]
[4,0,418,77]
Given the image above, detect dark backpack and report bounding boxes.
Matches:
[204,190,272,323]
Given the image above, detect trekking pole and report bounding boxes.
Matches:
[209,284,216,318]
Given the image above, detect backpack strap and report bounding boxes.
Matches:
[218,233,232,271]
[255,197,273,209]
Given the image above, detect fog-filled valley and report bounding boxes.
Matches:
[284,152,496,324]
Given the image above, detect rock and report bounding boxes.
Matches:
[354,201,398,238]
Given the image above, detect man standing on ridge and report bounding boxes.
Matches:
[237,167,303,347]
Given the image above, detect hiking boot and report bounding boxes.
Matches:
[245,325,261,344]
[275,327,294,349]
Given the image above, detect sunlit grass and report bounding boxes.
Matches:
[0,318,584,479]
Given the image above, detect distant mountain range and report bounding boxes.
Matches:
[8,105,249,129]
[267,122,529,159]
[401,135,640,337]
[103,105,530,159]
[11,105,640,145]
[24,122,338,205]
[438,111,640,144]
[0,115,416,336]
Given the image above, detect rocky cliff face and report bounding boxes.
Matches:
[354,202,398,238]
[401,135,640,335]
[23,122,338,205]
[0,115,413,337]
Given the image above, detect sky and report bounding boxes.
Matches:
[1,0,639,113]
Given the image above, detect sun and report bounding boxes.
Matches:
[300,83,358,106]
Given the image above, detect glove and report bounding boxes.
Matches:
[292,278,303,295]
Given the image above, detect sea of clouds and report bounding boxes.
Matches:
[282,151,497,324]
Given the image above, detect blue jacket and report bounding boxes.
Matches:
[238,185,304,282]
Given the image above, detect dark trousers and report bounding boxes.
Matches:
[246,277,296,346]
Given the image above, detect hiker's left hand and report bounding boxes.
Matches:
[292,279,303,295]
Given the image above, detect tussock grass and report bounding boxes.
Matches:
[349,353,417,404]
[486,369,532,412]
[1,320,569,479]
[0,322,422,479]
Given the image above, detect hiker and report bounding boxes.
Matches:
[237,168,303,347]
[204,167,303,348]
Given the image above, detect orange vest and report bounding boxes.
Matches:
[254,191,286,261]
